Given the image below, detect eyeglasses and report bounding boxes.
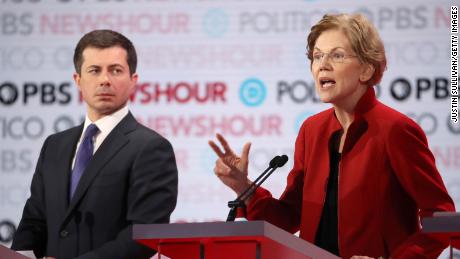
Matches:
[311,51,357,65]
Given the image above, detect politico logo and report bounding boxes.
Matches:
[0,115,82,141]
[405,112,460,136]
[0,46,74,71]
[239,10,313,34]
[277,80,321,104]
[385,40,449,66]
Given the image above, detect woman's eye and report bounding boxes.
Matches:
[333,53,343,59]
[313,53,323,60]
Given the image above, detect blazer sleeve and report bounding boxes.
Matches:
[11,137,50,258]
[244,122,307,233]
[76,135,178,259]
[386,118,455,258]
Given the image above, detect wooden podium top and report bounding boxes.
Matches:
[133,220,339,259]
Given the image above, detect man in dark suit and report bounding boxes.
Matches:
[11,30,178,259]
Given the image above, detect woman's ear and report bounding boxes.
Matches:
[360,64,375,84]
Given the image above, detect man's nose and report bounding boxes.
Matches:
[99,72,110,86]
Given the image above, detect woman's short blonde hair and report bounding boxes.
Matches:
[307,13,387,86]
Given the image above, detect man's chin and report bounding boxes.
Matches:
[94,106,116,115]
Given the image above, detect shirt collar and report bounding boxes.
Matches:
[82,105,129,137]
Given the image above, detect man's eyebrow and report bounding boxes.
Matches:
[85,64,125,70]
[108,63,125,68]
[86,65,100,70]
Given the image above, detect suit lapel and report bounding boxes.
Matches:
[62,113,138,224]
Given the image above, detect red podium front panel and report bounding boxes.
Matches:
[133,221,339,259]
[422,212,460,249]
[0,245,33,259]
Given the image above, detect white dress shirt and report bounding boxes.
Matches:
[71,105,129,170]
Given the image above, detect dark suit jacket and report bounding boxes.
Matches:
[11,112,178,259]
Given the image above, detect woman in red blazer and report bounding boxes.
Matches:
[209,13,455,259]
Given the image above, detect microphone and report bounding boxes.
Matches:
[236,155,280,202]
[226,155,289,222]
[277,155,288,167]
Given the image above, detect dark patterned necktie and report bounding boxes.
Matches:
[70,124,99,199]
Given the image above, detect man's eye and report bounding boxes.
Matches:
[112,68,122,74]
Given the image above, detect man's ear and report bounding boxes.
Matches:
[129,73,138,95]
[73,73,81,91]
[360,64,375,84]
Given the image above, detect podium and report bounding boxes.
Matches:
[0,245,32,259]
[422,212,460,258]
[133,221,339,259]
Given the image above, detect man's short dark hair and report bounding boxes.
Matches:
[73,29,137,76]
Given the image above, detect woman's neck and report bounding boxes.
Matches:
[332,85,368,129]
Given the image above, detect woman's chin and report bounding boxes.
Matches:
[318,95,333,104]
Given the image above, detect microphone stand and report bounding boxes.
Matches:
[226,155,288,222]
